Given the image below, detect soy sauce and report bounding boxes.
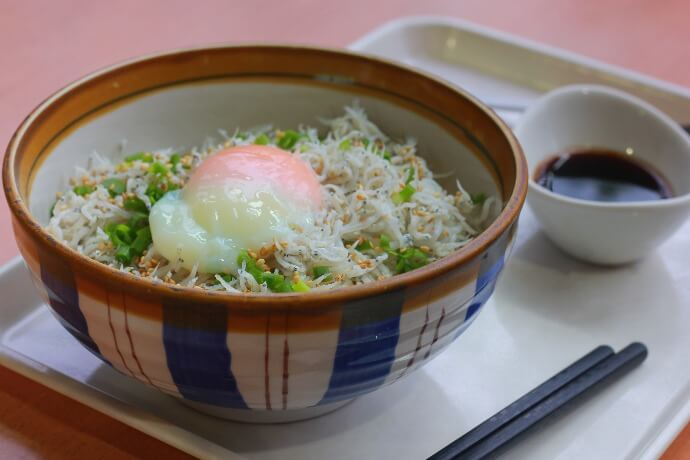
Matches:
[534,149,673,202]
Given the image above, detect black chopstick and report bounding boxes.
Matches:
[433,345,614,457]
[429,342,648,460]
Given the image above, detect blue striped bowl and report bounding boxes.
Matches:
[4,45,527,422]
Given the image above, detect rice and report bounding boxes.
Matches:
[47,104,498,293]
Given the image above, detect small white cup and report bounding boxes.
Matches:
[515,84,690,265]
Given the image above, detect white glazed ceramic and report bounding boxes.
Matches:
[515,84,690,265]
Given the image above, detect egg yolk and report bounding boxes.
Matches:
[149,145,322,274]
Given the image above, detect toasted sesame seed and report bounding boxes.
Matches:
[256,258,269,271]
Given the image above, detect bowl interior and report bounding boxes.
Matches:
[29,81,501,222]
[516,86,690,197]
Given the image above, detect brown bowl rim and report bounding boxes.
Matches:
[3,43,527,308]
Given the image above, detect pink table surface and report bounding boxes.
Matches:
[1,1,690,458]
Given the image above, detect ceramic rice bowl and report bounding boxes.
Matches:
[3,45,527,422]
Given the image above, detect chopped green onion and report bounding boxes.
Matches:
[358,240,373,251]
[104,220,151,265]
[150,162,168,176]
[237,250,265,282]
[103,222,118,238]
[254,133,270,145]
[361,138,370,147]
[392,184,416,204]
[381,150,392,161]
[145,184,165,205]
[263,272,293,292]
[73,185,95,196]
[101,178,126,197]
[392,167,417,203]
[277,130,304,150]
[394,247,429,274]
[115,245,133,265]
[471,192,487,205]
[124,152,154,163]
[339,139,351,151]
[237,250,297,292]
[128,211,149,229]
[291,279,310,292]
[405,167,415,184]
[376,235,428,273]
[49,201,56,218]
[237,250,256,269]
[123,196,148,213]
[170,153,181,168]
[312,266,332,281]
[130,227,152,256]
[114,224,134,245]
[379,234,391,250]
[376,234,430,274]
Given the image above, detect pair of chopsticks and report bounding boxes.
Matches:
[429,342,648,460]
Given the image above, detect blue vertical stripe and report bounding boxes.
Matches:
[39,255,101,356]
[462,230,511,333]
[320,291,404,404]
[162,302,247,408]
[465,255,504,321]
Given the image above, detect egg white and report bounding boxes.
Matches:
[149,182,311,274]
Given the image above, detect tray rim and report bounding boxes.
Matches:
[350,15,690,119]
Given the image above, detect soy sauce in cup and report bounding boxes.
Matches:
[534,149,673,202]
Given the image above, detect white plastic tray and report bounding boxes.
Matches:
[2,16,690,460]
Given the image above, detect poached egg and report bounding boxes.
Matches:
[149,145,322,274]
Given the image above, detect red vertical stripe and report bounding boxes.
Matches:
[264,315,272,410]
[106,291,134,376]
[282,314,290,410]
[424,307,446,360]
[395,307,430,382]
[122,293,157,388]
